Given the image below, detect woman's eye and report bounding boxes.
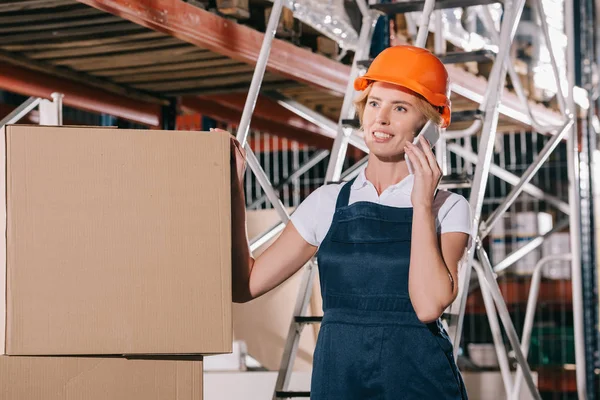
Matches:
[395,106,406,112]
[368,101,378,107]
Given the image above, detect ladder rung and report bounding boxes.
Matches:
[276,391,311,398]
[341,118,360,128]
[451,109,483,123]
[439,173,473,189]
[442,312,460,320]
[294,316,323,324]
[438,50,496,64]
[358,50,495,70]
[371,0,499,14]
[357,59,372,69]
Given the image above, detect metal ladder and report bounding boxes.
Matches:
[231,1,583,399]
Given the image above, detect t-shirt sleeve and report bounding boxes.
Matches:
[440,195,472,236]
[289,187,321,247]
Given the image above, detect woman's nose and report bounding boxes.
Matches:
[375,108,390,125]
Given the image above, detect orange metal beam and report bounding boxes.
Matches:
[76,0,348,94]
[0,62,162,127]
[180,97,334,149]
[194,94,336,139]
[177,113,310,151]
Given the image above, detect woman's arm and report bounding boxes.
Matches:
[232,177,317,303]
[404,139,469,323]
[408,208,468,322]
[226,131,317,303]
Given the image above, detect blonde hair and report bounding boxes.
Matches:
[353,84,444,129]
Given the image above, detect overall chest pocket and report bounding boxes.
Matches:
[329,218,412,244]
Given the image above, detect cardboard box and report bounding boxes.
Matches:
[316,37,339,59]
[542,232,571,279]
[1,125,232,355]
[216,0,249,19]
[265,6,297,38]
[0,356,202,399]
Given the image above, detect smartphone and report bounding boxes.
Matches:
[406,120,440,175]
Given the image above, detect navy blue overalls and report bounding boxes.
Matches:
[310,179,468,400]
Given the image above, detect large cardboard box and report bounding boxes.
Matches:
[0,356,203,399]
[0,125,232,355]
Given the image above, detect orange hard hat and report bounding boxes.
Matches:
[354,45,451,128]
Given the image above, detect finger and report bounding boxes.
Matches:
[234,140,246,159]
[405,146,426,177]
[406,141,431,174]
[229,139,246,173]
[232,136,247,153]
[404,148,419,174]
[210,127,229,133]
[414,139,436,174]
[228,135,245,155]
[234,141,247,165]
[420,139,441,174]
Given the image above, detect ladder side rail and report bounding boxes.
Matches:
[472,261,514,397]
[0,96,41,129]
[236,0,285,146]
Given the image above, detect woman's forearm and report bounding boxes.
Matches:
[230,181,255,303]
[408,206,455,322]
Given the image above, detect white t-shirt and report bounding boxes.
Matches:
[290,170,472,247]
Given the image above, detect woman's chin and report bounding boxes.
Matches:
[365,138,409,159]
[368,149,406,163]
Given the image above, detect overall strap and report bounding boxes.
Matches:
[335,178,355,209]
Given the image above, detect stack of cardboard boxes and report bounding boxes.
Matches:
[0,125,233,399]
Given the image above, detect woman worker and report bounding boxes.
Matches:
[227,45,472,399]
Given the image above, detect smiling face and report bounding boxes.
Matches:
[361,81,428,162]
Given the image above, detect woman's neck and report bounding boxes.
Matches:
[364,157,410,195]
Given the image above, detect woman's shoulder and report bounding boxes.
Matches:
[290,181,349,246]
[433,191,472,235]
[316,181,349,202]
[434,190,469,209]
[296,181,348,210]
